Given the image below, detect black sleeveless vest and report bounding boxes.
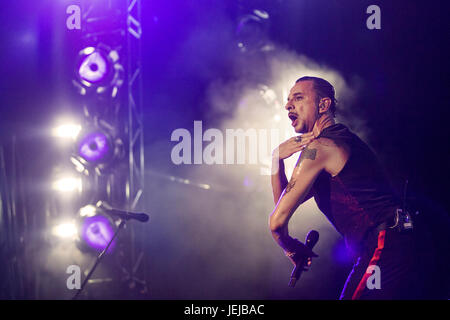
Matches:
[311,124,401,252]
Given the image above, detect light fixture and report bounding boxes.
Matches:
[52,176,82,193]
[52,123,82,140]
[71,118,124,175]
[76,203,118,254]
[78,130,111,163]
[51,222,78,239]
[74,43,124,98]
[78,48,108,84]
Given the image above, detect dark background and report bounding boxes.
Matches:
[0,0,448,299]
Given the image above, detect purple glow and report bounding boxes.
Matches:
[78,51,108,83]
[81,215,116,252]
[332,240,352,265]
[78,131,110,163]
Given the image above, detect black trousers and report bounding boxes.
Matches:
[339,227,425,300]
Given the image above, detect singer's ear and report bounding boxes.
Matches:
[318,97,331,114]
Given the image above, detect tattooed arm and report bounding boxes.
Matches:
[269,140,328,254]
[271,133,316,204]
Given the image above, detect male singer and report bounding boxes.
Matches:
[269,76,421,299]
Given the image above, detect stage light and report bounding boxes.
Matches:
[52,222,78,239]
[71,119,124,174]
[74,43,124,97]
[78,131,111,163]
[70,156,87,174]
[80,215,116,252]
[79,204,97,217]
[52,123,82,140]
[79,51,108,84]
[52,177,82,192]
[76,204,117,253]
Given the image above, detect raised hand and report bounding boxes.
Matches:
[273,131,316,161]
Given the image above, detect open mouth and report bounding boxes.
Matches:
[288,113,298,127]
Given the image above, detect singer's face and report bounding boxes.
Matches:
[285,80,319,134]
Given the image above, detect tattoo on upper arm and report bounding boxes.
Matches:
[296,147,317,167]
[285,147,317,194]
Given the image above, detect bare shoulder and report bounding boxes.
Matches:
[313,137,340,149]
[308,137,350,176]
[305,137,339,156]
[295,138,331,167]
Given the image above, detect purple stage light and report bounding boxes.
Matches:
[81,215,116,252]
[74,45,124,98]
[78,131,110,163]
[78,50,109,84]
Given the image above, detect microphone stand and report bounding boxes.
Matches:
[72,219,126,300]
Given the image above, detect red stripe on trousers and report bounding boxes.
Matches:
[351,230,386,300]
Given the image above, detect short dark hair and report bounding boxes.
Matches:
[295,76,337,116]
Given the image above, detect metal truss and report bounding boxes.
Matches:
[76,0,147,297]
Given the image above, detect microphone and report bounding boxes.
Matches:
[288,230,319,287]
[97,202,149,222]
